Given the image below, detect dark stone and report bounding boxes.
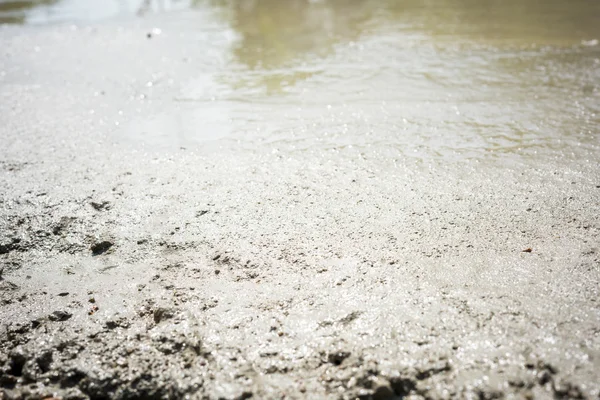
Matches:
[36,350,53,373]
[8,352,26,377]
[236,391,253,400]
[327,351,351,366]
[105,317,130,330]
[90,201,111,211]
[389,376,416,396]
[91,241,113,255]
[153,307,175,323]
[49,310,72,322]
[0,373,17,389]
[372,379,394,400]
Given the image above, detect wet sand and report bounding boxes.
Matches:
[1,3,600,399]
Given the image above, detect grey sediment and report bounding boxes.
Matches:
[1,17,600,400]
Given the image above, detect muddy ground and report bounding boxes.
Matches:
[1,13,600,400]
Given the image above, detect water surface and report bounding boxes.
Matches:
[2,0,599,164]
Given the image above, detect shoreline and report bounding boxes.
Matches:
[1,15,600,400]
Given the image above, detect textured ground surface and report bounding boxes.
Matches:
[1,9,600,400]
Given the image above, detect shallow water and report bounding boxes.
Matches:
[2,0,599,164]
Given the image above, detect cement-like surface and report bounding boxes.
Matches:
[1,6,600,400]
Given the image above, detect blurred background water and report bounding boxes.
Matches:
[1,0,599,164]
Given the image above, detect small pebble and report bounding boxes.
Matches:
[49,310,72,321]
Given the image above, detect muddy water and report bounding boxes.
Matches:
[3,0,600,164]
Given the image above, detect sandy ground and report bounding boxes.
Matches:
[1,15,600,400]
